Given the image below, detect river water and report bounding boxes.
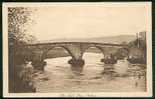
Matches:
[34,52,146,92]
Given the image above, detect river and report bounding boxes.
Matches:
[34,52,146,92]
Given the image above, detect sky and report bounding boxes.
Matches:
[27,3,151,41]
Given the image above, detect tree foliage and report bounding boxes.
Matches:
[8,7,35,43]
[8,7,36,63]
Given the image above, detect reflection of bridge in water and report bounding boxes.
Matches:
[26,42,128,71]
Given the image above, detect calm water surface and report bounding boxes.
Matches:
[34,53,146,92]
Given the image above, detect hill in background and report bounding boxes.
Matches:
[38,35,136,44]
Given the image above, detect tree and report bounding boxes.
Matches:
[8,7,36,92]
[127,34,146,64]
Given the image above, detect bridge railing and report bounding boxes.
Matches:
[25,42,128,47]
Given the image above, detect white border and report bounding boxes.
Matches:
[2,2,152,97]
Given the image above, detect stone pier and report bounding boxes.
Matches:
[68,58,85,74]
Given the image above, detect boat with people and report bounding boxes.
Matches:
[101,54,117,64]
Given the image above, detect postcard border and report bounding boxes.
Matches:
[2,2,153,97]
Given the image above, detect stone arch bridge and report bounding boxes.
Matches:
[26,42,128,70]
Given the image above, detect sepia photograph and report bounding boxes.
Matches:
[3,2,152,97]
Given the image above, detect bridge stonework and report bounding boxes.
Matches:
[26,42,128,70]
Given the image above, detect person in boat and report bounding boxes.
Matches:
[101,54,117,64]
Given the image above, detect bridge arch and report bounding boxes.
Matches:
[41,46,75,60]
[82,45,105,58]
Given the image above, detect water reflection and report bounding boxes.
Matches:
[34,52,146,92]
[114,59,129,75]
[70,65,84,75]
